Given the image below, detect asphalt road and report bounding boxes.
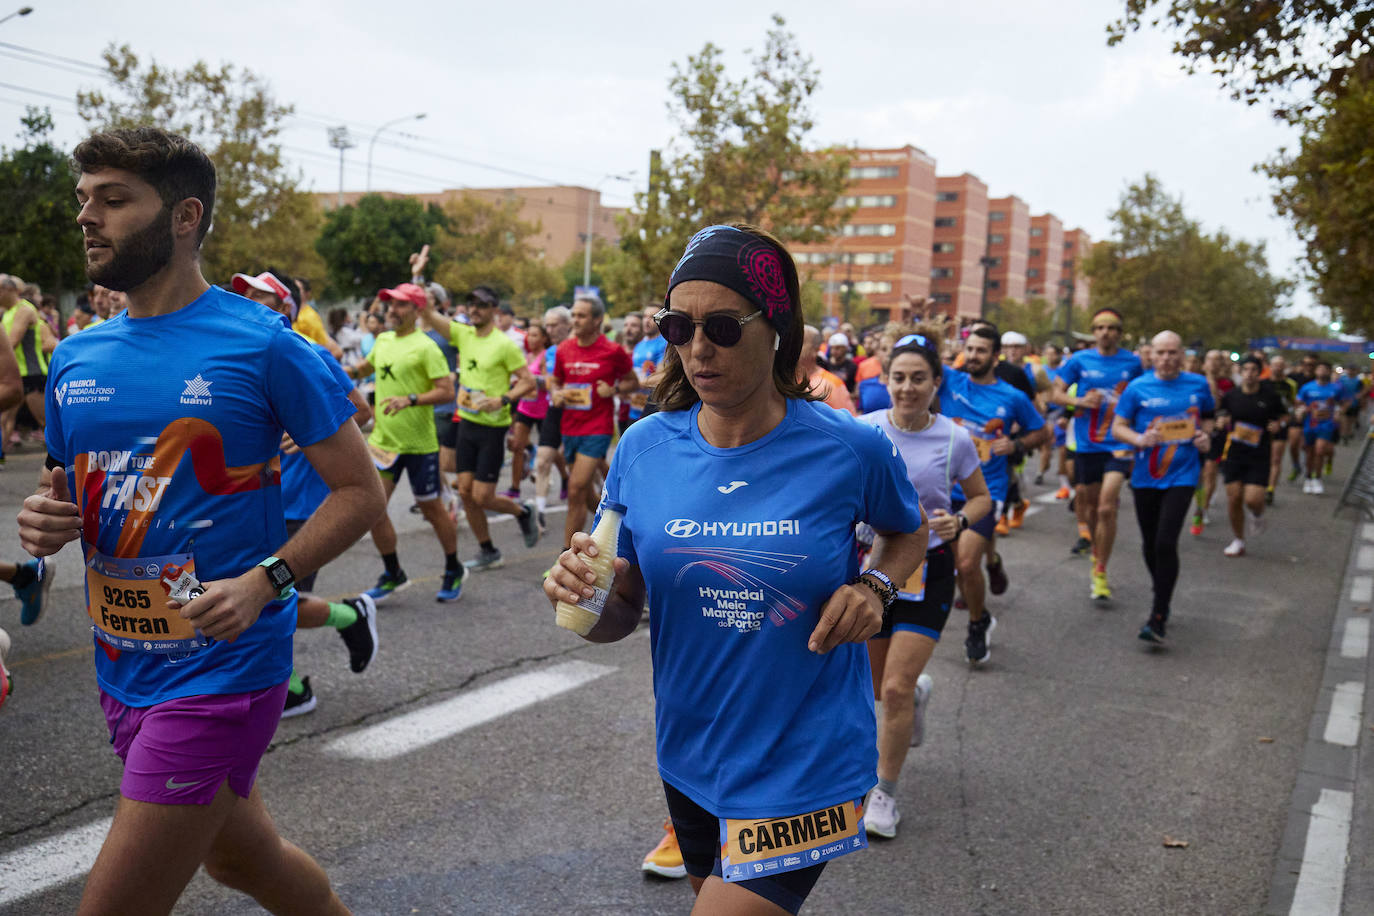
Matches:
[0,437,1360,914]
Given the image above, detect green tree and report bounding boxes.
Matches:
[1083,174,1293,350]
[1263,70,1374,333]
[0,108,86,296]
[613,15,853,305]
[985,297,1061,345]
[551,237,636,313]
[315,194,447,299]
[1108,0,1374,121]
[431,196,562,312]
[77,44,324,286]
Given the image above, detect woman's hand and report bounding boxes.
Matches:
[928,508,960,542]
[809,582,883,654]
[543,532,629,608]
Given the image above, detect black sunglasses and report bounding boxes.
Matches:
[655,308,764,347]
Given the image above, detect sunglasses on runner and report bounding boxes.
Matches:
[654,308,764,347]
[894,333,933,350]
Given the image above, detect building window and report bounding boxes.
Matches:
[842,223,897,237]
[932,293,952,304]
[1029,248,1041,258]
[933,242,956,254]
[1029,227,1044,237]
[989,234,1005,245]
[931,267,955,279]
[934,216,957,228]
[987,257,1003,267]
[1063,259,1074,270]
[989,211,1006,222]
[936,191,959,202]
[1064,241,1073,250]
[838,194,897,208]
[1028,268,1040,278]
[795,251,895,266]
[1029,288,1042,296]
[853,251,895,265]
[825,280,892,295]
[849,166,900,180]
[988,280,1001,290]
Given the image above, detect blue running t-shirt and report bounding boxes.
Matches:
[603,398,922,818]
[45,286,356,706]
[1114,371,1215,490]
[1055,348,1143,454]
[1297,380,1348,436]
[629,335,667,421]
[937,368,1043,503]
[282,342,357,522]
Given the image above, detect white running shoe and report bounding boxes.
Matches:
[1244,509,1265,539]
[911,673,933,747]
[1311,478,1325,495]
[1223,538,1246,557]
[864,787,900,839]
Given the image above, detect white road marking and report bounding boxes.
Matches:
[1350,575,1372,604]
[1341,617,1370,659]
[325,660,614,760]
[1034,491,1062,504]
[1363,522,1374,542]
[1322,681,1364,747]
[1289,788,1353,916]
[1358,545,1374,571]
[0,817,112,906]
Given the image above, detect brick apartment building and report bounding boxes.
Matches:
[792,145,936,323]
[1061,228,1093,311]
[985,196,1031,304]
[1027,213,1064,299]
[315,186,624,268]
[930,174,989,319]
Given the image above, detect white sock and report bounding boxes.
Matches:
[1058,474,1070,489]
[536,496,547,514]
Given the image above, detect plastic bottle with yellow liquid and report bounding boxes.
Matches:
[555,501,625,635]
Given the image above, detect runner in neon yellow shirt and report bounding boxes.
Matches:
[420,284,540,570]
[347,282,463,601]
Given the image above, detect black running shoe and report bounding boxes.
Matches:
[965,614,997,665]
[282,677,317,718]
[1071,536,1092,556]
[1138,615,1167,645]
[338,594,378,673]
[986,553,1008,596]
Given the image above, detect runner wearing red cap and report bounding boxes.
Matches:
[347,282,464,602]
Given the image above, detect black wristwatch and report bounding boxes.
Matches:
[500,394,511,407]
[408,392,419,406]
[956,512,970,532]
[257,556,296,599]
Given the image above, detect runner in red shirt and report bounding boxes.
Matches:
[552,295,636,547]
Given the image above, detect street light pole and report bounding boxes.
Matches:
[366,112,426,192]
[583,172,634,289]
[327,126,355,210]
[0,6,33,26]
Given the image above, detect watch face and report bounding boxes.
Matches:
[267,563,292,589]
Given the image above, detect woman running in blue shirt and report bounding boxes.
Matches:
[545,224,926,915]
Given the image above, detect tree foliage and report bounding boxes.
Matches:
[430,196,562,311]
[613,15,853,306]
[985,297,1064,346]
[1263,70,1374,333]
[77,44,324,286]
[1083,174,1294,350]
[315,194,447,299]
[0,109,86,295]
[1108,0,1374,121]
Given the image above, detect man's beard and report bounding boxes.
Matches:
[86,206,175,292]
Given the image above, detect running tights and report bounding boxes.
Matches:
[1131,485,1194,621]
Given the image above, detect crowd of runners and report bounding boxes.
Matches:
[2,126,1370,914]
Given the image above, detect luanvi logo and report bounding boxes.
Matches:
[180,373,213,406]
[717,480,748,494]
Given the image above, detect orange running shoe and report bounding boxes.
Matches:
[642,820,687,879]
[1008,499,1030,529]
[995,515,1011,536]
[1055,486,1070,500]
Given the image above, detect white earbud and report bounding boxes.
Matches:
[773,332,781,352]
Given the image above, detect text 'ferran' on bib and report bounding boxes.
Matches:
[85,549,209,654]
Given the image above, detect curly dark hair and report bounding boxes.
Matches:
[71,127,216,245]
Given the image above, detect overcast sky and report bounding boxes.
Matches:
[1,0,1317,316]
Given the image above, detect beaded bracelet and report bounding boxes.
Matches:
[850,571,897,609]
